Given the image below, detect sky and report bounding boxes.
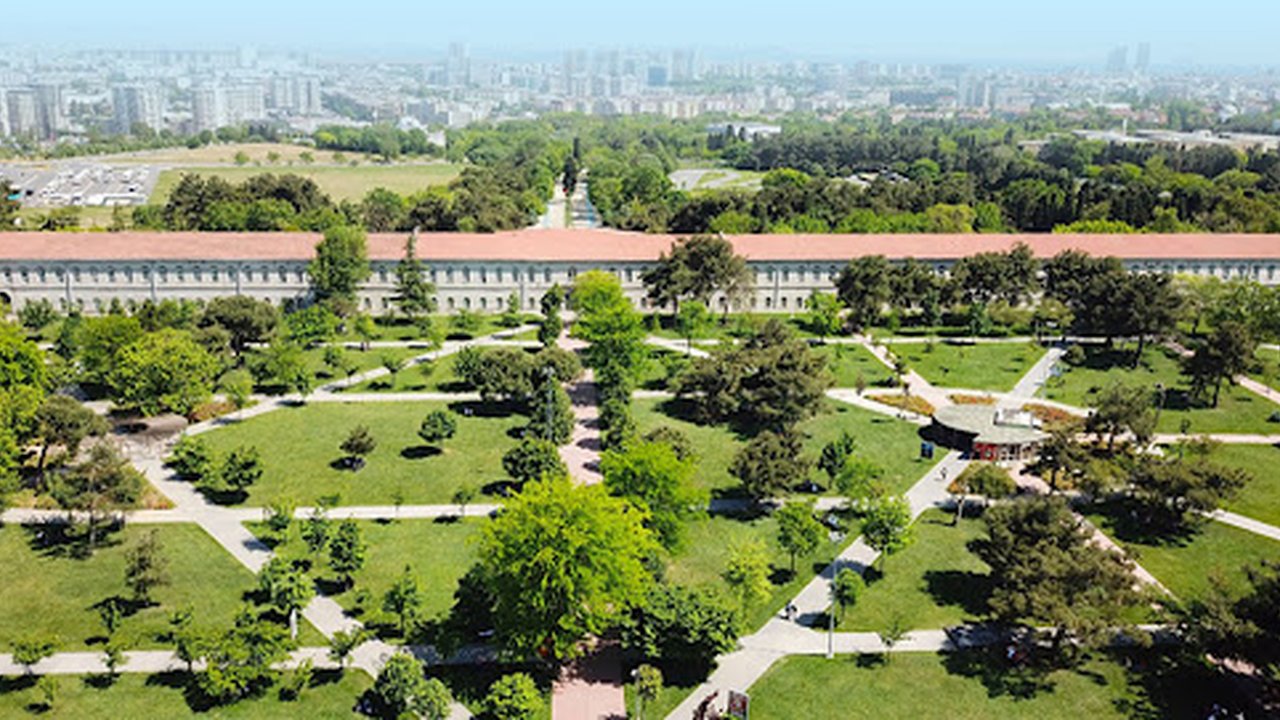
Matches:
[8,0,1279,67]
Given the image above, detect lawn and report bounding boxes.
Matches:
[244,346,426,393]
[890,341,1045,392]
[0,670,370,719]
[632,398,936,498]
[1250,347,1280,391]
[667,513,851,631]
[339,353,466,394]
[1040,345,1280,434]
[251,518,479,640]
[1089,511,1280,601]
[151,163,461,203]
[1205,443,1280,526]
[0,523,321,650]
[90,141,377,166]
[196,401,526,506]
[838,510,989,632]
[813,343,894,388]
[747,650,1240,720]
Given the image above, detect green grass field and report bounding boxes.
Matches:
[632,398,936,498]
[1040,345,1280,434]
[197,401,525,506]
[838,510,989,631]
[151,163,460,203]
[813,344,894,388]
[1250,347,1280,391]
[0,670,370,719]
[1089,512,1280,601]
[747,651,1235,720]
[243,346,426,393]
[0,524,321,650]
[1205,443,1280,526]
[891,341,1045,392]
[340,353,466,394]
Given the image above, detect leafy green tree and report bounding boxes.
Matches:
[527,373,574,445]
[18,299,57,332]
[380,353,405,385]
[484,672,544,720]
[817,432,857,482]
[102,638,127,679]
[258,557,315,639]
[418,409,457,448]
[284,305,338,347]
[805,291,844,342]
[308,226,371,315]
[1127,455,1251,533]
[633,664,663,720]
[621,585,737,684]
[109,329,219,416]
[370,653,452,720]
[572,271,647,377]
[674,300,713,354]
[218,446,263,496]
[863,496,913,572]
[52,443,143,550]
[501,291,523,328]
[601,440,704,551]
[836,256,891,330]
[452,486,477,516]
[74,315,142,385]
[502,437,567,485]
[831,568,864,622]
[723,540,772,616]
[220,369,254,411]
[730,429,809,501]
[327,628,368,671]
[538,285,565,347]
[197,609,295,703]
[328,520,367,588]
[125,529,170,605]
[775,501,825,574]
[167,435,214,482]
[12,637,55,675]
[478,476,658,660]
[1087,382,1155,450]
[32,394,107,486]
[971,496,1137,654]
[201,296,279,355]
[382,565,424,637]
[642,236,752,313]
[339,425,377,469]
[1183,320,1255,407]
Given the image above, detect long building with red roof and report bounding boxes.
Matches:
[1,228,1278,314]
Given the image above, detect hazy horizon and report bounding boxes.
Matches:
[5,0,1279,68]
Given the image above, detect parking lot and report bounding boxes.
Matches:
[0,162,159,207]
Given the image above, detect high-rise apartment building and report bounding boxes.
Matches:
[112,84,165,134]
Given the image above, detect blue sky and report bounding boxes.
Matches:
[9,0,1278,67]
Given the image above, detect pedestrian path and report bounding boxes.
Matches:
[556,332,604,485]
[0,647,338,676]
[1004,345,1064,405]
[1211,509,1280,543]
[645,335,712,358]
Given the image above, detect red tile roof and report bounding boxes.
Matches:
[0,229,1277,263]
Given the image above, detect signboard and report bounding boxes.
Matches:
[727,690,750,720]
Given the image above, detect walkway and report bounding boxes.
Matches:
[556,332,603,485]
[551,644,627,720]
[0,647,338,676]
[1210,509,1280,543]
[645,335,712,359]
[1004,345,1064,405]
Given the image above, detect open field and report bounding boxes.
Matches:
[0,524,322,650]
[891,341,1045,392]
[82,142,378,166]
[1207,443,1280,526]
[837,509,989,632]
[0,670,370,719]
[632,398,935,497]
[197,401,524,506]
[150,163,461,203]
[813,344,893,388]
[340,352,467,394]
[747,650,1240,720]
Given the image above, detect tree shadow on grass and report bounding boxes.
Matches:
[22,519,123,560]
[941,645,1058,701]
[923,570,991,618]
[1087,499,1199,548]
[447,400,519,419]
[1111,648,1261,720]
[399,446,442,460]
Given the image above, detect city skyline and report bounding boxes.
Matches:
[4,0,1278,68]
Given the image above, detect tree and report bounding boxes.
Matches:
[284,305,338,348]
[478,476,658,660]
[863,496,913,572]
[258,557,315,640]
[197,610,295,703]
[32,394,107,487]
[572,271,647,377]
[1128,455,1251,533]
[125,529,170,605]
[452,486,477,516]
[831,568,864,621]
[818,432,857,483]
[382,566,424,637]
[723,540,772,616]
[485,672,544,720]
[971,496,1137,654]
[1027,427,1090,492]
[218,446,263,496]
[674,300,713,354]
[775,501,825,574]
[501,291,523,328]
[1184,320,1255,407]
[878,614,909,663]
[370,653,452,720]
[109,329,219,416]
[730,429,809,501]
[201,296,279,355]
[805,291,844,342]
[327,628,368,671]
[502,437,567,485]
[35,676,57,713]
[380,353,405,386]
[18,299,57,332]
[220,369,254,411]
[621,585,737,685]
[102,638,127,680]
[12,637,55,675]
[328,520,367,588]
[633,664,663,720]
[418,409,457,448]
[52,443,143,551]
[309,225,371,314]
[527,373,574,445]
[642,236,752,314]
[538,285,565,347]
[836,256,891,330]
[1087,382,1155,450]
[168,435,214,482]
[340,425,377,470]
[601,440,704,551]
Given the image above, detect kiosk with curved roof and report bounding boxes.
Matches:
[931,405,1047,462]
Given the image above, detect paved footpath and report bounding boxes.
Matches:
[1211,509,1280,542]
[556,332,604,485]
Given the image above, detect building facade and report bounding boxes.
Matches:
[2,229,1280,316]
